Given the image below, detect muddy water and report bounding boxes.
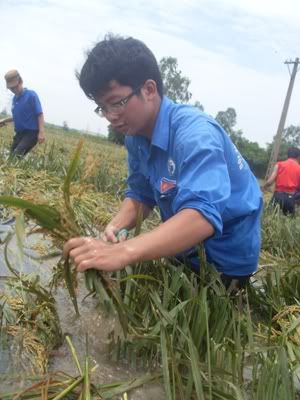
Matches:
[0,226,165,399]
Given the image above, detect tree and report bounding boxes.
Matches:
[215,107,268,177]
[108,124,124,145]
[238,139,268,178]
[194,101,204,112]
[215,107,244,146]
[159,57,192,103]
[63,121,69,131]
[267,125,300,161]
[215,107,237,135]
[282,125,300,147]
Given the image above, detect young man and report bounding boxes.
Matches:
[64,35,263,288]
[263,147,300,215]
[4,69,45,156]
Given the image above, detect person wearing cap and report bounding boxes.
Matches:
[4,69,45,156]
[64,35,263,292]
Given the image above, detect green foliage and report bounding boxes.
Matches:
[159,57,192,103]
[62,120,69,131]
[238,139,268,178]
[283,125,300,147]
[267,125,300,161]
[194,100,204,111]
[107,124,124,145]
[215,107,269,177]
[215,107,237,135]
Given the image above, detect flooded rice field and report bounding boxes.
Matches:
[0,222,165,399]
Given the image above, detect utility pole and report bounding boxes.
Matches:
[265,57,299,180]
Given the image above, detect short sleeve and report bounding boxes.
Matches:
[31,91,43,115]
[172,118,231,236]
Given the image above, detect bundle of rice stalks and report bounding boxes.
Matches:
[272,305,300,353]
[254,305,300,368]
[0,140,128,331]
[0,273,62,373]
[5,325,48,373]
[248,265,300,321]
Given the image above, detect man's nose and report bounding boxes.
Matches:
[105,111,120,123]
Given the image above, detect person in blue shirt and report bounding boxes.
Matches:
[4,69,45,156]
[64,34,263,290]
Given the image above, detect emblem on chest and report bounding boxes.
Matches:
[167,158,176,176]
[160,177,177,193]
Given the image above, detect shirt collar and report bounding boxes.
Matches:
[151,96,174,151]
[288,158,299,164]
[15,88,27,98]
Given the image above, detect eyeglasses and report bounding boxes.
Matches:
[94,86,141,117]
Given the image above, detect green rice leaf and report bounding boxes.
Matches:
[160,326,173,400]
[187,334,205,399]
[62,257,79,316]
[0,195,62,231]
[63,139,84,224]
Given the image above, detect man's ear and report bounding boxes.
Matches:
[142,79,157,100]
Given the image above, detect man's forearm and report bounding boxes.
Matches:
[120,208,214,264]
[65,208,215,273]
[37,113,45,132]
[263,165,278,189]
[109,197,152,231]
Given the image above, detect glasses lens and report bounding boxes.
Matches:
[94,106,104,117]
[94,86,141,117]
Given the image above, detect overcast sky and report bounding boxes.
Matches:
[0,0,300,146]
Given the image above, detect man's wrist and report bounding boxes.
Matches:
[120,239,140,266]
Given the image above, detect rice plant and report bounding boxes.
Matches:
[0,140,128,330]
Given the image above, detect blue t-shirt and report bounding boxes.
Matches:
[125,97,263,276]
[12,88,43,132]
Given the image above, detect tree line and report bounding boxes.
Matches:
[108,57,300,179]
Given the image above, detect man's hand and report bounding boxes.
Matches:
[63,237,129,272]
[102,224,119,243]
[38,130,45,144]
[261,183,267,192]
[102,224,128,243]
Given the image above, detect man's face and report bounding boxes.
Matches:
[9,81,23,95]
[95,80,157,137]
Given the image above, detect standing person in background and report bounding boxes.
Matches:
[263,147,300,215]
[4,69,45,157]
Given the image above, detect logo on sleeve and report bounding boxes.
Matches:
[233,145,244,170]
[160,177,177,193]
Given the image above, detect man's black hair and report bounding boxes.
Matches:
[287,147,300,159]
[78,34,163,100]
